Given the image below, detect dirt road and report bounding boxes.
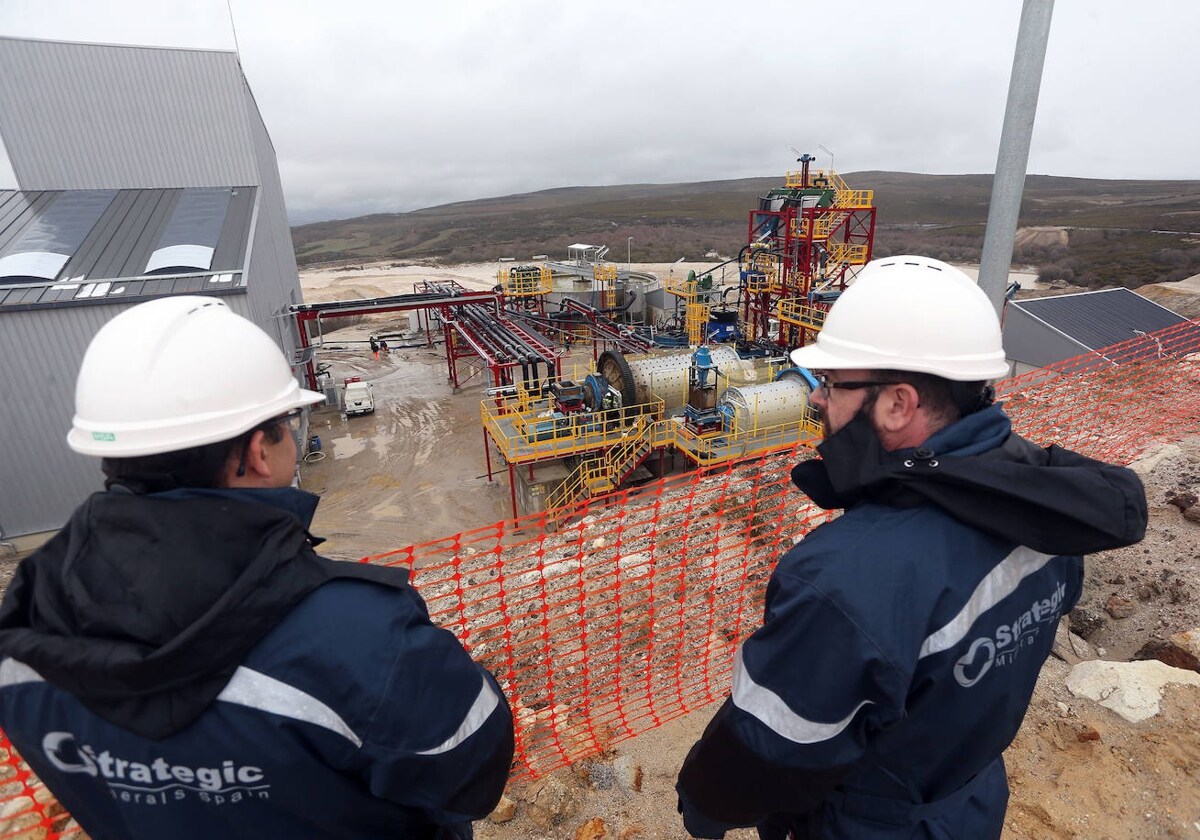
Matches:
[299,322,512,561]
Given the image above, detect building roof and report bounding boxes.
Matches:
[0,186,255,311]
[0,37,256,191]
[1010,288,1190,351]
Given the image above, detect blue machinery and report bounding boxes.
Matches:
[683,346,723,434]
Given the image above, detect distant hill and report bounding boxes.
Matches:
[291,172,1200,289]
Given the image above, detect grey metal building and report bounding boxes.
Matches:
[1003,288,1192,376]
[0,37,307,539]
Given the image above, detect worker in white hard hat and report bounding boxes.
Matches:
[0,296,513,840]
[677,256,1147,840]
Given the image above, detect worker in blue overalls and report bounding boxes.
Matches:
[677,255,1147,839]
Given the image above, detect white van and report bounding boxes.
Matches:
[344,381,375,416]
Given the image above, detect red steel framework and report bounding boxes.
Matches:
[740,158,877,347]
[290,282,562,392]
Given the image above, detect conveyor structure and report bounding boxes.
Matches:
[418,280,562,389]
[289,286,507,390]
[289,280,565,391]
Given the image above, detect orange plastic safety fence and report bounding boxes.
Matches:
[998,320,1200,463]
[376,458,835,779]
[0,741,80,838]
[2,320,1199,837]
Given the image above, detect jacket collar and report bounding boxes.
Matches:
[152,486,322,533]
[791,405,1011,509]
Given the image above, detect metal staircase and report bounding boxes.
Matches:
[545,417,657,512]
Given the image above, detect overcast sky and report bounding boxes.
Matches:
[1,1,1198,223]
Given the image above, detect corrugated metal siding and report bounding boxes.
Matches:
[0,41,303,537]
[242,86,304,354]
[1001,303,1090,368]
[0,294,262,538]
[0,305,120,536]
[1013,289,1188,351]
[0,38,258,190]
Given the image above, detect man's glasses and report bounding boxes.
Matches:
[813,372,898,394]
[274,409,305,447]
[235,409,305,477]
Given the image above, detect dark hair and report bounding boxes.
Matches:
[870,370,990,426]
[101,421,286,494]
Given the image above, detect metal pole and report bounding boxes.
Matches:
[627,237,633,273]
[483,427,493,482]
[978,0,1055,311]
[508,463,518,520]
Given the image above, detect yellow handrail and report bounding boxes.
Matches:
[784,168,838,190]
[594,263,619,310]
[544,460,592,512]
[664,274,694,300]
[498,265,552,297]
[545,415,656,510]
[744,268,779,294]
[686,302,710,346]
[836,189,874,209]
[777,300,828,331]
[545,406,823,513]
[482,396,668,465]
[670,409,822,466]
[828,241,869,266]
[665,272,718,302]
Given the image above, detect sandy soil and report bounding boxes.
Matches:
[295,258,745,558]
[298,330,514,560]
[298,257,1046,300]
[298,259,727,303]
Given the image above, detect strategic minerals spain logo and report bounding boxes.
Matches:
[43,732,271,806]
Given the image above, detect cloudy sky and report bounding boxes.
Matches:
[1,1,1198,223]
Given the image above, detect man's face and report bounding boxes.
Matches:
[809,368,881,439]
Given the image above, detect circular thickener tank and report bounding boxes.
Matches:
[719,371,811,432]
[623,345,743,412]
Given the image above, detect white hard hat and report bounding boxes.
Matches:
[68,296,324,457]
[789,255,1009,381]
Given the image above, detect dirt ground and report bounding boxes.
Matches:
[297,331,513,561]
[295,259,739,557]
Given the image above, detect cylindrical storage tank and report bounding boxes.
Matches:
[625,345,743,412]
[719,370,811,434]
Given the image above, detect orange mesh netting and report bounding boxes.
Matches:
[3,320,1199,837]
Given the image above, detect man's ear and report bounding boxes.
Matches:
[223,429,274,487]
[873,382,922,434]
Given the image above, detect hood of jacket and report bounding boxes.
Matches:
[0,487,404,740]
[790,404,1147,556]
